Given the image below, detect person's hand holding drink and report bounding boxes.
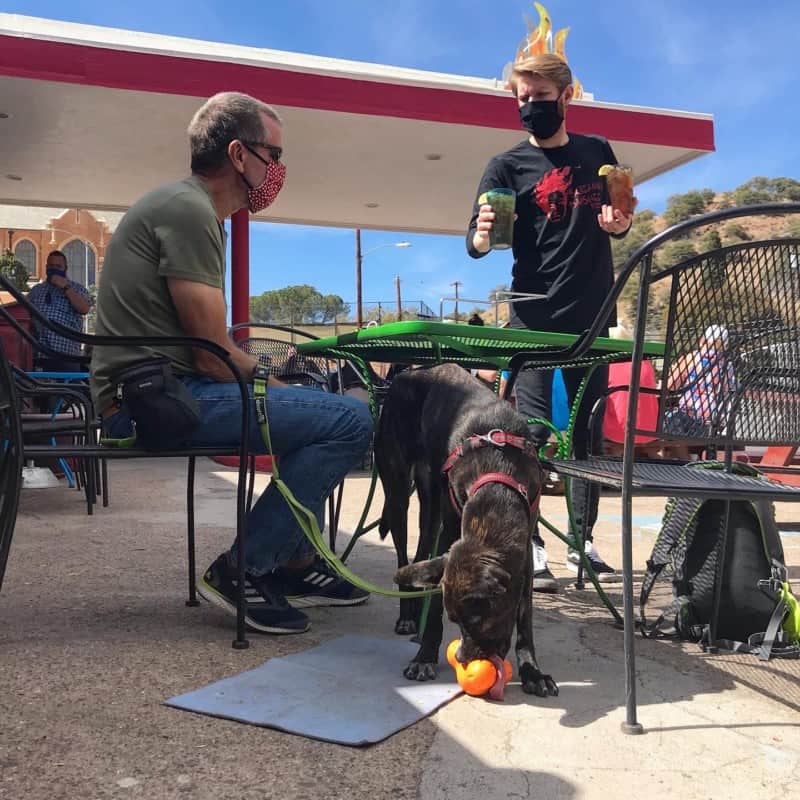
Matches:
[472,188,516,252]
[597,164,636,235]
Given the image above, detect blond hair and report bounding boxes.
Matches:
[509,54,572,97]
[188,92,282,174]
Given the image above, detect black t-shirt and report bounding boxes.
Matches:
[466,133,621,333]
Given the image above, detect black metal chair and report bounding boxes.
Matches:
[0,302,104,506]
[16,369,100,510]
[0,341,24,596]
[507,202,800,733]
[0,273,254,649]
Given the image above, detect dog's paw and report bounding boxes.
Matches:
[520,664,559,697]
[394,618,418,636]
[403,660,437,682]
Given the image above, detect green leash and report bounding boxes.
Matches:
[253,379,438,599]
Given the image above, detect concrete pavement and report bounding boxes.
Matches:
[1,458,798,799]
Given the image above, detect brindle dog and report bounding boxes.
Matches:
[375,363,558,697]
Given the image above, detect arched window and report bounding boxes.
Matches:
[62,239,96,287]
[13,239,36,278]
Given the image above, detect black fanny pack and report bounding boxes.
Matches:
[114,358,201,449]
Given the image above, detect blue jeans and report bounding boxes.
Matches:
[105,377,374,575]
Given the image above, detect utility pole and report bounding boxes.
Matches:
[450,280,462,323]
[355,228,363,329]
[395,275,402,321]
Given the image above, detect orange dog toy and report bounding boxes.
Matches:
[447,639,512,700]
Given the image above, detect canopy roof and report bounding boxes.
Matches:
[0,14,714,235]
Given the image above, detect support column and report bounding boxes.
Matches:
[231,209,250,341]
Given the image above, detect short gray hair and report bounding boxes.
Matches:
[188,92,282,174]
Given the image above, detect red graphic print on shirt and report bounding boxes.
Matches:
[534,167,604,222]
[534,166,573,222]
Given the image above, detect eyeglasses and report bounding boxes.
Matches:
[244,141,283,163]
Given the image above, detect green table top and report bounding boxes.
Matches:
[295,320,665,369]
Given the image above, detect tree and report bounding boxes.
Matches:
[663,191,710,226]
[698,230,725,288]
[724,223,751,242]
[610,209,657,271]
[699,229,722,253]
[731,176,800,205]
[249,284,348,325]
[319,294,349,323]
[0,249,29,292]
[661,240,698,266]
[86,284,98,333]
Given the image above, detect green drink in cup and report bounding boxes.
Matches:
[479,188,516,250]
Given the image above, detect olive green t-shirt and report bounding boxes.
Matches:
[90,176,225,412]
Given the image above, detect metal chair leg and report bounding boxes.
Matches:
[186,457,199,607]
[620,485,644,735]
[101,458,109,507]
[232,447,249,649]
[83,458,94,516]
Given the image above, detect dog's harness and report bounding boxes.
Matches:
[441,429,541,518]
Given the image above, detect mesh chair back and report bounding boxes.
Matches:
[634,218,800,448]
[237,337,330,388]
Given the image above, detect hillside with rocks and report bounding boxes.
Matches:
[611,177,800,338]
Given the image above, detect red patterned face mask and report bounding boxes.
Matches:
[241,143,286,213]
[246,160,286,214]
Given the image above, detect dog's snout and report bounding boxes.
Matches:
[458,635,510,663]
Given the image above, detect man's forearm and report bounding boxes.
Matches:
[193,334,258,382]
[65,287,91,315]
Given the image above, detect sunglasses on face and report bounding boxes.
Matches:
[243,141,283,163]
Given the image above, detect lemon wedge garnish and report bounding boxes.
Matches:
[597,164,614,177]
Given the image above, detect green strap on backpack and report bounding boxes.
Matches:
[252,379,437,600]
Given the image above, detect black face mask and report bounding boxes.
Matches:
[519,99,564,140]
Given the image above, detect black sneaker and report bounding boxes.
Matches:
[566,542,622,583]
[275,555,370,608]
[532,538,559,594]
[197,554,310,634]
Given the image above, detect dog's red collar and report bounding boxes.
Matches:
[441,429,538,473]
[442,430,540,517]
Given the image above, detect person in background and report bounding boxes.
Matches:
[665,324,736,445]
[466,312,509,395]
[27,250,91,373]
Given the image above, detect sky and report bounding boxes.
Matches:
[5,0,799,317]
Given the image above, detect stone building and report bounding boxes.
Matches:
[0,207,123,287]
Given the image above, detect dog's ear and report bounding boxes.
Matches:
[394,555,448,588]
[481,562,511,599]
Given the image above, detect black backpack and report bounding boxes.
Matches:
[639,462,799,660]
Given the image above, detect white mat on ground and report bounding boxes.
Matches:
[165,634,462,746]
